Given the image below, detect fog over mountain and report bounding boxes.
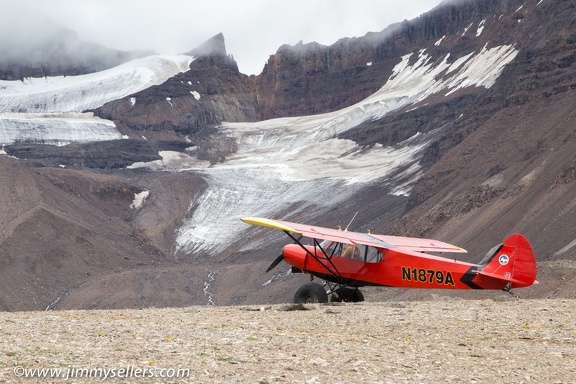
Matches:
[1,0,443,76]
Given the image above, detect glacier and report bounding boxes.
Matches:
[127,45,520,256]
[0,113,121,146]
[0,55,192,145]
[0,42,520,257]
[0,55,193,114]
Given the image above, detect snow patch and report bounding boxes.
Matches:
[390,187,410,197]
[130,190,149,210]
[0,145,17,159]
[462,22,473,36]
[476,20,486,37]
[554,239,576,256]
[128,150,209,171]
[445,44,518,95]
[190,91,201,100]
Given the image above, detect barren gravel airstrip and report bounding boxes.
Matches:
[1,299,575,383]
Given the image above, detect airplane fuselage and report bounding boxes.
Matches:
[283,237,534,290]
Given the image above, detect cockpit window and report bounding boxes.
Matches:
[320,240,342,257]
[363,245,382,263]
[318,241,382,263]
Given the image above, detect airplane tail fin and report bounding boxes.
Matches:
[476,234,538,289]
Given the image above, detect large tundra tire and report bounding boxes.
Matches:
[293,282,328,303]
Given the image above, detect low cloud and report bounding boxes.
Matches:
[2,0,443,75]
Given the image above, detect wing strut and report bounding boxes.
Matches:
[285,232,347,285]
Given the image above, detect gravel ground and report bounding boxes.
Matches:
[1,299,575,383]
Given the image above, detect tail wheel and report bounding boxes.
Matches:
[293,282,329,303]
[330,287,364,303]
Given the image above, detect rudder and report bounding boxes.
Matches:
[479,234,538,288]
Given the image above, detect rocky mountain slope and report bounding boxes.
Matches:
[0,0,575,310]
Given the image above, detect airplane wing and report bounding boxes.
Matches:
[242,217,467,254]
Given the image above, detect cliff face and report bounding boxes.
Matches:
[252,0,534,120]
[90,0,541,134]
[254,39,396,119]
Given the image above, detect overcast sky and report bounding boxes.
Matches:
[4,0,444,75]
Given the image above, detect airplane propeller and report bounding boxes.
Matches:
[265,232,303,273]
[266,253,285,273]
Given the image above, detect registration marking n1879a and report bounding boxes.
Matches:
[401,267,455,286]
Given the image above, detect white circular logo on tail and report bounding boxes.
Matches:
[499,254,509,265]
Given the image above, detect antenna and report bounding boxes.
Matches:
[344,212,358,231]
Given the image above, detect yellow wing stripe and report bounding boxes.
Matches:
[241,217,301,234]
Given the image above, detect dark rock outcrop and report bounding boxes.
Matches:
[93,34,258,142]
[4,140,191,169]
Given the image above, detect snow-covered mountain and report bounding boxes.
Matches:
[124,43,517,255]
[1,0,576,310]
[1,23,519,255]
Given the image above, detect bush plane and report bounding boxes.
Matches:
[241,217,538,303]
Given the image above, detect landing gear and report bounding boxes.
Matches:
[293,282,329,303]
[330,287,364,303]
[503,282,519,298]
[293,282,365,304]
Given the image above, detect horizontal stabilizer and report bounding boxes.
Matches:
[474,270,539,287]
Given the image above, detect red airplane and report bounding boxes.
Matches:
[242,217,538,303]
